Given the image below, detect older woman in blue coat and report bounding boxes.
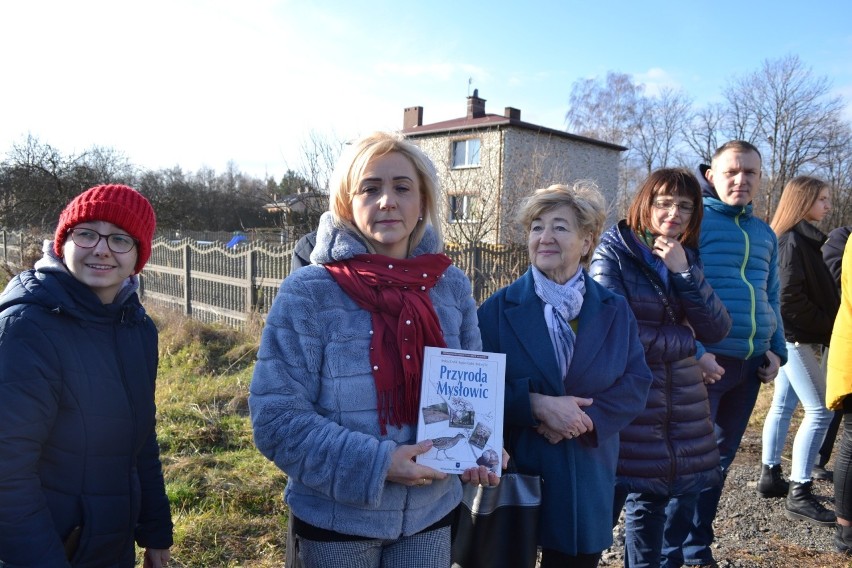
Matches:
[478,183,652,568]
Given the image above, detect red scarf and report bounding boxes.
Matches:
[325,253,452,434]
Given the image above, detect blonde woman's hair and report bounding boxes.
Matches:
[517,181,608,266]
[770,176,829,237]
[329,131,443,253]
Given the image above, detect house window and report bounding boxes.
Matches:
[449,195,478,222]
[451,138,481,168]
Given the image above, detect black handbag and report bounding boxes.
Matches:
[451,469,541,568]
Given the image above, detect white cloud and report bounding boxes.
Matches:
[634,67,682,97]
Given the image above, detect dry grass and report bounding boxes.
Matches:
[141,306,288,566]
[113,306,845,566]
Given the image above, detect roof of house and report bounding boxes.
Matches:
[402,109,627,152]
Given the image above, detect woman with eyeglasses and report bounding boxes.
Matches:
[0,185,172,567]
[590,168,731,567]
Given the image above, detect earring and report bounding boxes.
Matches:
[418,216,423,221]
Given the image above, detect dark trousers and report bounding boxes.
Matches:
[817,410,842,467]
[539,548,602,568]
[836,395,852,521]
[670,354,764,566]
[817,346,841,468]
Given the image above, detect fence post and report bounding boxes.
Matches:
[472,244,483,303]
[18,232,24,266]
[245,248,257,313]
[2,230,6,263]
[183,244,192,315]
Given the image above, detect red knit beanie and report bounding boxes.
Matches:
[54,184,156,274]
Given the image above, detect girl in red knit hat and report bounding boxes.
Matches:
[0,184,173,566]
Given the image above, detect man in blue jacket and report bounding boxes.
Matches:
[670,140,787,567]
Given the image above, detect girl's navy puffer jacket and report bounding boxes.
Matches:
[0,261,172,567]
[590,221,732,494]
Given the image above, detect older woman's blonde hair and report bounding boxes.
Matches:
[517,181,608,266]
[329,131,443,254]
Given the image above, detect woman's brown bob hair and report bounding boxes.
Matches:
[626,168,704,249]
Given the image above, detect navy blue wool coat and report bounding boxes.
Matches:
[477,268,652,556]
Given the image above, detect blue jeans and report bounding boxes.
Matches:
[666,354,764,566]
[761,342,833,482]
[620,491,700,568]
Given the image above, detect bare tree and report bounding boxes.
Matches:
[563,73,697,217]
[814,118,852,228]
[297,130,346,192]
[80,146,135,183]
[722,55,846,218]
[564,72,649,219]
[632,87,693,173]
[2,135,83,228]
[565,72,645,147]
[685,103,725,165]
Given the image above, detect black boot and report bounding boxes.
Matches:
[812,464,834,482]
[757,464,788,497]
[785,481,835,526]
[836,524,852,555]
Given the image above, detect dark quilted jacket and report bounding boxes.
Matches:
[0,264,172,567]
[590,221,732,494]
[778,221,840,346]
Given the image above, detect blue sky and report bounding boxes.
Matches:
[2,0,850,179]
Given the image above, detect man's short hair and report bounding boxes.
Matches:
[711,140,762,163]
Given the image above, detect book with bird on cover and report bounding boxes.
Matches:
[415,346,506,476]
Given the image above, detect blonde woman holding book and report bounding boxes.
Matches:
[250,132,500,568]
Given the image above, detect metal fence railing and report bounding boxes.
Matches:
[0,231,528,329]
[141,239,527,328]
[0,230,27,267]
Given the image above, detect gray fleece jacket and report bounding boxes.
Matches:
[249,213,481,539]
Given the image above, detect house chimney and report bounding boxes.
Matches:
[504,107,521,120]
[404,106,423,129]
[467,89,486,118]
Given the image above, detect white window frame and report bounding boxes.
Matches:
[449,194,478,223]
[451,138,481,169]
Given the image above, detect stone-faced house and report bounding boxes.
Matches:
[402,90,625,245]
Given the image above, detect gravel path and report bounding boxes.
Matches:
[600,429,849,568]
